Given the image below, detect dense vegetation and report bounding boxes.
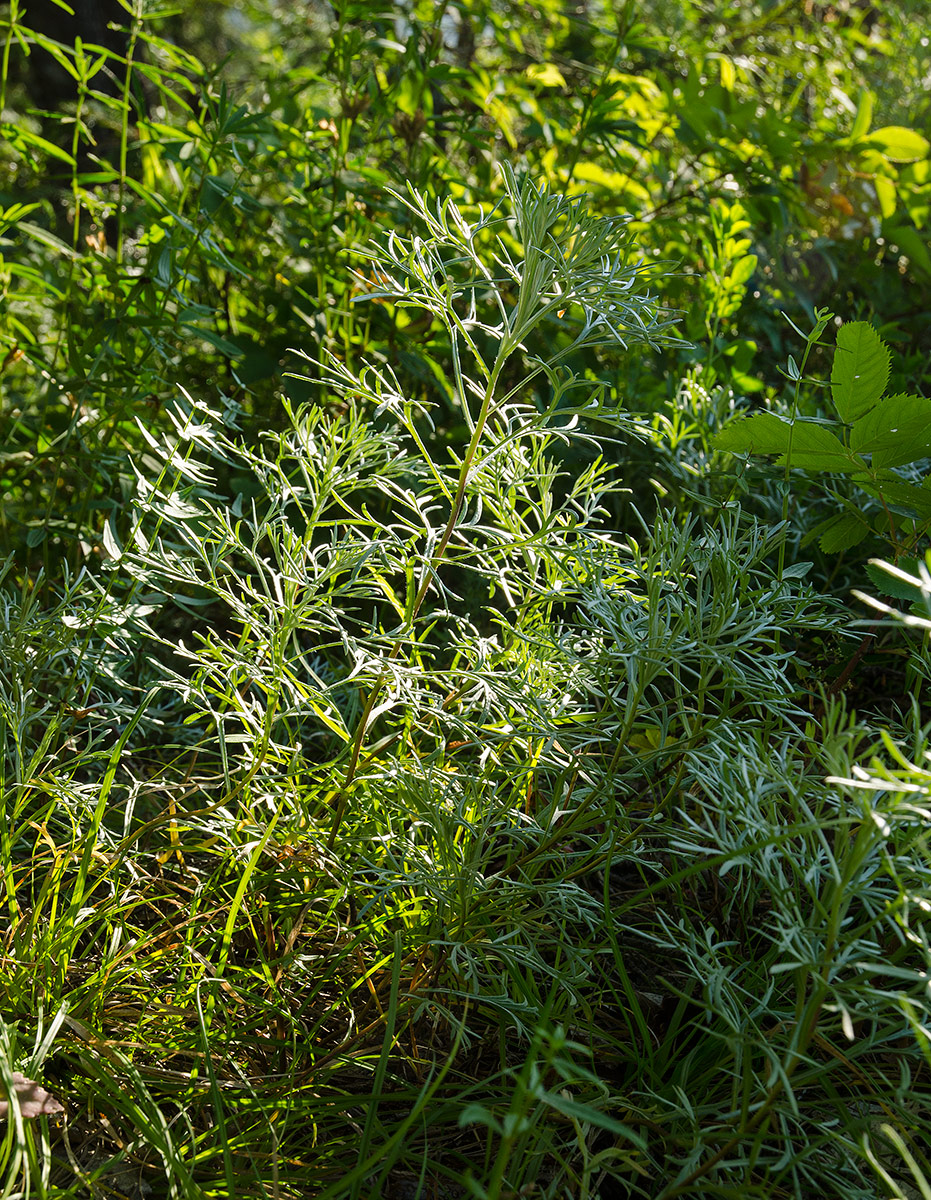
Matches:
[2,1,931,1196]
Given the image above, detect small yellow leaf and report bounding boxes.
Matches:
[526,63,567,89]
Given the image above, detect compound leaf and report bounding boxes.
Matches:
[854,475,931,519]
[772,422,857,471]
[716,412,860,471]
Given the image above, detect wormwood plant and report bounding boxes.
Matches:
[117,164,682,811]
[3,168,931,1198]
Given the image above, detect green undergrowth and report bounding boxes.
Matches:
[2,167,930,1200]
[2,2,931,1197]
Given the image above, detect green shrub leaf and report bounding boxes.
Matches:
[714,411,793,455]
[714,412,859,471]
[849,88,874,141]
[772,422,857,471]
[865,557,927,600]
[816,512,870,553]
[854,475,931,519]
[831,321,890,423]
[850,393,931,468]
[865,125,930,162]
[884,225,931,279]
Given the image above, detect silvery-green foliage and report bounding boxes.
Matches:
[615,716,931,1197]
[116,168,683,784]
[100,171,931,1197]
[0,559,159,792]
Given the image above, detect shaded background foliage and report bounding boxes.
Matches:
[3,0,931,573]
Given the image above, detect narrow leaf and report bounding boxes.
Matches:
[8,127,76,165]
[539,1090,647,1148]
[18,221,80,261]
[307,700,350,742]
[102,518,122,562]
[849,89,873,141]
[885,226,931,279]
[181,324,242,357]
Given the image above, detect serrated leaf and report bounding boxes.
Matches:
[714,413,859,471]
[831,322,890,423]
[171,592,215,609]
[0,1073,64,1121]
[866,126,930,163]
[802,515,838,548]
[865,557,926,601]
[772,422,856,471]
[714,412,793,456]
[850,393,931,468]
[854,476,931,519]
[817,513,870,553]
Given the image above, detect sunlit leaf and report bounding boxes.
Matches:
[525,63,566,89]
[714,412,794,456]
[831,321,890,423]
[715,413,858,470]
[849,88,874,141]
[866,126,930,162]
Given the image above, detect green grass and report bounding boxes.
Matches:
[3,494,931,1197]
